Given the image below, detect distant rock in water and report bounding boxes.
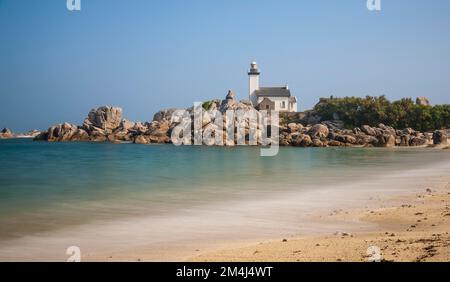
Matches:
[1,128,43,139]
[0,128,13,139]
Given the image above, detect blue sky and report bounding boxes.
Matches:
[1,0,450,131]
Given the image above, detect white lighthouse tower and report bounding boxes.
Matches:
[248,62,260,106]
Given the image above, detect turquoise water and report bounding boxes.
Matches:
[0,138,449,258]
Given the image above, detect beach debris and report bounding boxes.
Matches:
[282,239,288,242]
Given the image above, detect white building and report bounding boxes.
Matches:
[248,62,298,112]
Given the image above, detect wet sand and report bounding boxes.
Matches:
[191,185,450,262]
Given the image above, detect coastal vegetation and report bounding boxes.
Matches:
[313,96,450,132]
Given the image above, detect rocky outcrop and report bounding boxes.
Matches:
[34,123,89,142]
[34,105,172,144]
[0,128,13,139]
[83,106,122,133]
[32,95,446,148]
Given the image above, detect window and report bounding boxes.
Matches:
[266,105,270,110]
[281,101,286,108]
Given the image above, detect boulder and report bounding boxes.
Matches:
[334,134,357,144]
[0,128,13,138]
[220,97,238,113]
[89,130,107,142]
[44,123,79,142]
[84,106,122,133]
[291,134,312,147]
[433,130,448,145]
[328,140,343,147]
[148,135,170,144]
[107,130,129,142]
[134,135,149,144]
[153,108,184,124]
[71,128,90,141]
[353,127,362,135]
[225,90,236,100]
[409,137,428,147]
[307,124,329,138]
[377,134,396,148]
[119,119,135,131]
[146,121,170,138]
[403,128,415,135]
[132,122,149,134]
[25,130,41,138]
[321,120,344,130]
[312,138,325,147]
[355,134,378,146]
[399,135,411,147]
[1,128,12,135]
[361,125,377,136]
[287,123,303,133]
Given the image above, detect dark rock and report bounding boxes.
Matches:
[376,134,396,148]
[225,90,236,100]
[399,135,411,147]
[409,137,428,147]
[433,130,448,145]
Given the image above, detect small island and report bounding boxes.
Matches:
[20,92,447,149]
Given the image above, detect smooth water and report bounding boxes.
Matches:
[0,139,449,260]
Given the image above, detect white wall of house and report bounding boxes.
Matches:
[257,96,295,112]
[290,101,298,112]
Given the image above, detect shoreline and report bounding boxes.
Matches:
[189,181,450,262]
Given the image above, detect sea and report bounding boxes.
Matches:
[0,138,449,261]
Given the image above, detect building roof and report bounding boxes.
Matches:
[254,87,291,98]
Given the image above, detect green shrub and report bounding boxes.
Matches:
[314,96,450,131]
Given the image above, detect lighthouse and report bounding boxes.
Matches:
[248,62,260,106]
[246,61,298,112]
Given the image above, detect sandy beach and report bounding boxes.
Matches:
[190,182,450,262]
[77,149,450,263]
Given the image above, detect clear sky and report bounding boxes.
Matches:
[1,0,450,132]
